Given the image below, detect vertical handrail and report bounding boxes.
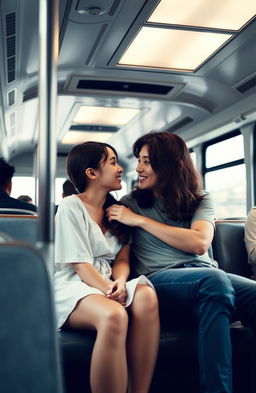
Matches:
[38,0,59,274]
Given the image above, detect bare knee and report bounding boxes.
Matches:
[131,285,159,317]
[98,303,128,338]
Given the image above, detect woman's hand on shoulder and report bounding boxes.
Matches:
[106,204,142,227]
[106,278,127,306]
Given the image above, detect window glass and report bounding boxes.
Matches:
[205,164,246,218]
[11,176,35,204]
[55,177,67,205]
[205,134,244,168]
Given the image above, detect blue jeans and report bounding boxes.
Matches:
[150,266,256,393]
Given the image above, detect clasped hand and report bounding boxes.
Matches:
[106,279,127,306]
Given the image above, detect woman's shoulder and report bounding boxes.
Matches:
[199,191,212,204]
[60,194,82,207]
[57,195,87,218]
[120,192,134,206]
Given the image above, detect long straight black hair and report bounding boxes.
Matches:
[67,141,130,244]
[132,132,204,220]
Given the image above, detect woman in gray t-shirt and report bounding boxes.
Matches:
[107,131,256,393]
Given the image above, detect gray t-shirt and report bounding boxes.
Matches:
[120,192,217,277]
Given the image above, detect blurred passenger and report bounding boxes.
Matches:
[244,206,256,280]
[54,141,159,393]
[55,179,78,214]
[107,131,256,393]
[0,157,36,213]
[17,194,33,203]
[62,179,77,198]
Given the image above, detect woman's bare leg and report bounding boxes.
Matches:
[127,285,160,393]
[65,295,128,393]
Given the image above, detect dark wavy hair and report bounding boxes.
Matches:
[132,132,204,220]
[67,141,129,244]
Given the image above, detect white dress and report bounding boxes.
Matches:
[54,195,153,330]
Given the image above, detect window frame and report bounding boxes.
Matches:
[202,129,244,177]
[201,129,246,217]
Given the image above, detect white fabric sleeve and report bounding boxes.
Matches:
[55,203,94,264]
[245,207,256,264]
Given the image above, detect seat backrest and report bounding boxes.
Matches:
[212,220,252,278]
[0,216,38,244]
[0,241,63,393]
[0,208,38,216]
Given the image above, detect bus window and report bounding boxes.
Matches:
[205,134,244,168]
[203,132,246,218]
[205,164,246,218]
[55,177,67,205]
[11,176,36,203]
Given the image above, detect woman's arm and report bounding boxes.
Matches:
[107,205,214,255]
[111,244,130,281]
[73,263,112,295]
[107,244,130,305]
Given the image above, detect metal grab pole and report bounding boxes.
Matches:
[38,0,59,274]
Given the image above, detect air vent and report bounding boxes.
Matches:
[70,125,119,132]
[165,116,193,133]
[67,77,184,98]
[76,80,173,95]
[236,75,256,94]
[7,90,16,107]
[5,12,16,83]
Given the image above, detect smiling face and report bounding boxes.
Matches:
[136,144,158,191]
[97,146,123,191]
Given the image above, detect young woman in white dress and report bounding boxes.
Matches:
[54,141,160,393]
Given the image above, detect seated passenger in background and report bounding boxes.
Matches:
[62,178,77,198]
[55,179,78,214]
[17,194,33,204]
[107,131,256,393]
[54,141,159,393]
[244,207,256,280]
[0,158,37,213]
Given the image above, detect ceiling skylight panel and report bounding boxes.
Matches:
[118,27,231,71]
[73,106,140,126]
[61,131,113,144]
[148,0,256,31]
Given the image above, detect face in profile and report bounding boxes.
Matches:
[136,145,157,191]
[96,147,123,192]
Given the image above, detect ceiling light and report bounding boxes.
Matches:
[148,0,256,31]
[73,106,140,125]
[61,131,113,145]
[118,27,231,71]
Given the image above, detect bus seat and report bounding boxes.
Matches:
[0,208,38,216]
[0,232,12,243]
[0,216,38,244]
[58,218,256,393]
[212,220,252,277]
[0,241,63,393]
